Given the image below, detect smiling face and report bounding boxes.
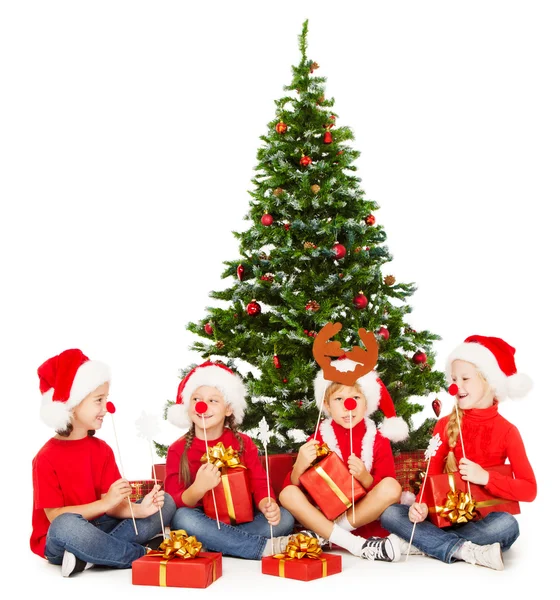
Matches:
[450,360,494,409]
[70,382,110,435]
[324,383,367,429]
[188,385,233,439]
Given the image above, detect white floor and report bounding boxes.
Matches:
[17,508,551,600]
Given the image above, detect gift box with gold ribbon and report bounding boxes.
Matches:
[131,530,222,588]
[201,442,254,525]
[128,480,162,502]
[425,464,520,528]
[262,533,342,581]
[299,444,366,520]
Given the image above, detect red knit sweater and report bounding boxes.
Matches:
[165,428,273,510]
[427,403,537,502]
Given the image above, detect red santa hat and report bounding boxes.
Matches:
[167,361,247,429]
[38,349,111,430]
[314,359,409,442]
[446,335,532,401]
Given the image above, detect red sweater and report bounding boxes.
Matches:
[282,418,396,538]
[165,429,273,510]
[31,436,121,558]
[426,403,537,502]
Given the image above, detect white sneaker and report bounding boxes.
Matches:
[460,541,504,571]
[360,535,400,562]
[297,529,329,548]
[61,550,94,577]
[392,534,424,556]
[262,535,293,557]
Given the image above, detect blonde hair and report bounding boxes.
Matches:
[178,414,245,487]
[323,381,363,409]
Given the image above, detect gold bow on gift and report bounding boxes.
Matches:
[274,534,323,561]
[310,442,331,466]
[435,473,477,524]
[201,442,246,471]
[147,529,202,560]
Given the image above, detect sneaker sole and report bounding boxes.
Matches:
[61,551,76,577]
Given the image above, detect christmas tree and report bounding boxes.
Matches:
[157,21,445,457]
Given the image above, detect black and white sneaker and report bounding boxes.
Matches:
[297,529,329,548]
[61,550,94,577]
[360,535,401,562]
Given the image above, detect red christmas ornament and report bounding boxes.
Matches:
[353,292,368,310]
[283,378,288,384]
[365,214,376,226]
[412,351,428,365]
[332,242,346,260]
[329,114,336,123]
[260,273,273,282]
[432,398,442,417]
[204,322,214,335]
[273,354,281,369]
[275,121,288,134]
[261,213,274,226]
[377,327,390,341]
[284,223,291,231]
[106,401,116,414]
[236,264,245,281]
[448,384,459,396]
[337,150,344,155]
[300,155,312,167]
[344,397,357,411]
[247,300,261,316]
[195,401,208,414]
[323,131,332,144]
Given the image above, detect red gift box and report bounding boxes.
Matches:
[299,450,366,520]
[132,551,222,588]
[425,464,520,528]
[203,467,254,525]
[262,553,341,581]
[128,480,162,502]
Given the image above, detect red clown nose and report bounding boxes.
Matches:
[195,401,208,414]
[344,397,357,410]
[106,401,116,414]
[448,384,459,396]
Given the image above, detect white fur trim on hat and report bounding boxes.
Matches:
[379,416,409,443]
[168,364,247,429]
[314,360,381,415]
[40,360,111,430]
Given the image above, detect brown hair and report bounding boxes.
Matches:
[56,423,95,437]
[178,415,246,487]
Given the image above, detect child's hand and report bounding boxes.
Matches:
[104,478,133,509]
[259,498,281,526]
[294,439,319,472]
[195,462,222,493]
[347,454,369,484]
[408,502,428,523]
[138,484,165,518]
[459,458,489,485]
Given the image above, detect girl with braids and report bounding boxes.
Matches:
[164,361,295,559]
[381,335,537,570]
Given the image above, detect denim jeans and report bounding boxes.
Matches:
[44,493,176,568]
[171,506,295,559]
[380,503,520,563]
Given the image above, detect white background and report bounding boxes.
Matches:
[1,1,558,596]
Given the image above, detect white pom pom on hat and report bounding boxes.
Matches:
[314,358,408,442]
[446,335,532,401]
[167,361,247,429]
[38,349,111,430]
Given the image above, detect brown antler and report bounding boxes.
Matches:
[312,322,379,385]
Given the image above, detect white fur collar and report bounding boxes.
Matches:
[318,418,376,472]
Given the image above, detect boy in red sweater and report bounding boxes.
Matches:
[279,357,408,562]
[31,349,175,577]
[381,335,537,570]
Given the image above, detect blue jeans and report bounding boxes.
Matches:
[44,493,176,569]
[380,503,520,563]
[171,506,295,559]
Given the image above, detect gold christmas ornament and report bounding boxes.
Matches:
[273,187,284,197]
[303,241,317,249]
[310,184,320,194]
[384,275,396,286]
[216,341,224,350]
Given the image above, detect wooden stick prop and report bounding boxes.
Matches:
[406,432,442,561]
[257,417,275,543]
[195,401,221,530]
[106,401,138,535]
[448,384,472,497]
[135,411,166,539]
[344,397,358,525]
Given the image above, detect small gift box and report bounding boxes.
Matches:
[299,444,366,520]
[128,480,162,502]
[201,442,254,525]
[425,464,521,528]
[132,530,222,588]
[262,533,342,581]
